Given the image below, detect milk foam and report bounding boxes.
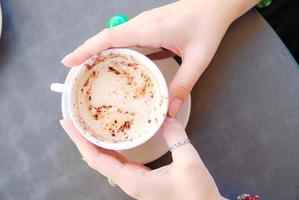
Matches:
[75,52,167,143]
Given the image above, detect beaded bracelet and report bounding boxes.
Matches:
[257,0,272,8]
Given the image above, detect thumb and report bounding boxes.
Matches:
[162,117,199,164]
[168,48,209,117]
[62,17,162,67]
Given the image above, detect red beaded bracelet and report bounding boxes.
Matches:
[237,194,260,200]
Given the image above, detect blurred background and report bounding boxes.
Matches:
[259,0,299,63]
[0,0,298,200]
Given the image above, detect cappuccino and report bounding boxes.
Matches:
[73,50,167,143]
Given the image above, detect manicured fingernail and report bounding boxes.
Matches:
[108,178,117,187]
[61,53,73,65]
[169,99,182,117]
[60,119,66,128]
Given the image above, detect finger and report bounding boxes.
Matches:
[62,21,162,67]
[161,117,199,165]
[168,47,209,117]
[60,119,125,173]
[60,119,149,189]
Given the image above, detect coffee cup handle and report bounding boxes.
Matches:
[50,83,69,93]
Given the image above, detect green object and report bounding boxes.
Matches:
[107,14,129,28]
[257,0,272,8]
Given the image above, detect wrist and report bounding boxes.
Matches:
[185,0,259,23]
[182,0,259,25]
[208,188,225,200]
[228,0,260,21]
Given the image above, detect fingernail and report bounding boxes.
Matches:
[82,157,86,162]
[59,119,66,128]
[169,99,182,117]
[108,178,117,187]
[61,53,73,65]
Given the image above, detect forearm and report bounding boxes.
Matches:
[183,0,260,24]
[231,0,261,20]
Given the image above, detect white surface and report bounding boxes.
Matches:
[0,3,2,38]
[61,48,191,164]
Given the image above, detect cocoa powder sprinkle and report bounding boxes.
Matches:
[92,71,97,77]
[118,120,132,133]
[127,63,138,67]
[83,79,89,87]
[108,66,120,75]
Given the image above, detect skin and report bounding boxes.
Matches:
[61,0,259,199]
[61,117,223,200]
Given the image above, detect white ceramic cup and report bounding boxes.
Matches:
[51,48,169,150]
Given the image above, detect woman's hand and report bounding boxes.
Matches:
[61,0,259,117]
[61,117,223,200]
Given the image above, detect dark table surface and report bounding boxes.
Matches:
[0,0,299,200]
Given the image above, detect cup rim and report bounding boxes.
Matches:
[68,48,169,150]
